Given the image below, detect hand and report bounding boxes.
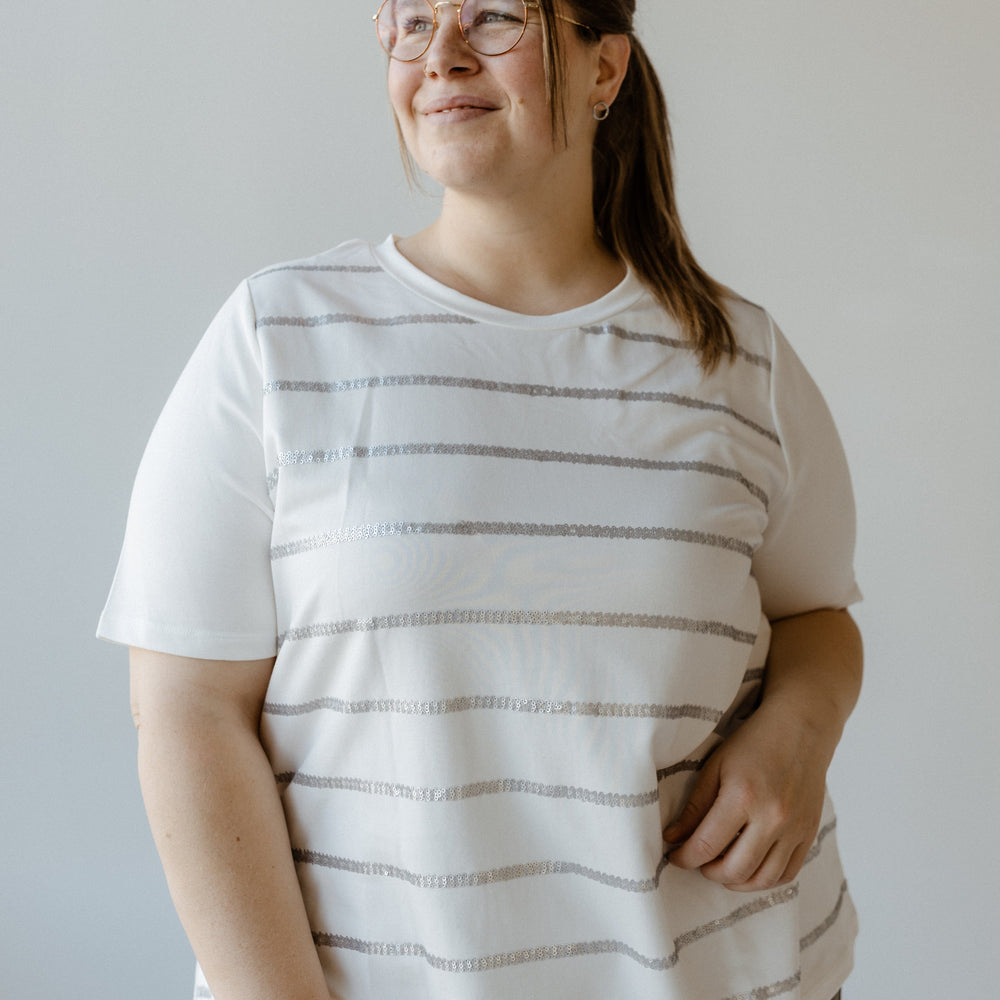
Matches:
[663,700,834,893]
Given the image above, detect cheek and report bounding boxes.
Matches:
[386,67,418,128]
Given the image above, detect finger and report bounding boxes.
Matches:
[697,823,774,888]
[776,840,812,886]
[718,839,796,893]
[663,762,720,845]
[667,795,747,871]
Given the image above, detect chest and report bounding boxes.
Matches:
[260,323,781,632]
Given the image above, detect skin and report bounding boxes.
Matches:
[665,609,862,892]
[129,5,863,996]
[130,649,328,1000]
[390,2,632,314]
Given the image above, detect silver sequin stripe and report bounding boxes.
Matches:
[312,885,797,973]
[581,323,772,371]
[799,879,849,951]
[263,667,765,721]
[721,972,802,1000]
[657,759,703,781]
[252,263,384,278]
[253,310,771,372]
[291,824,838,897]
[262,374,780,446]
[270,520,755,561]
[278,610,759,648]
[264,694,725,723]
[292,849,670,894]
[291,818,837,899]
[277,443,771,509]
[275,772,660,809]
[803,819,838,865]
[256,312,476,329]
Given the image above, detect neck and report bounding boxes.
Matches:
[396,166,625,315]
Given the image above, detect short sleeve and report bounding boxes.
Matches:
[752,316,863,621]
[97,281,278,659]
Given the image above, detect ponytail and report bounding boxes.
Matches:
[541,1,737,371]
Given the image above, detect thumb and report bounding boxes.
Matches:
[663,761,720,844]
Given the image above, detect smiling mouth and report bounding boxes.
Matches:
[427,106,492,115]
[423,97,498,116]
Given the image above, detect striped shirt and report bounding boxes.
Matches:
[99,236,860,1000]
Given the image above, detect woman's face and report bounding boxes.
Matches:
[387,1,605,199]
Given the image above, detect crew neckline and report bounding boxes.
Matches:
[369,235,648,331]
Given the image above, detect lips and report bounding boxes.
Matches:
[422,96,500,116]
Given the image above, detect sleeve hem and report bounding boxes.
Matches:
[96,612,278,662]
[762,582,864,623]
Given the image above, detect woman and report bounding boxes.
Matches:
[100,2,861,999]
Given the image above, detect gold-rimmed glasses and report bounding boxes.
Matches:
[373,0,591,62]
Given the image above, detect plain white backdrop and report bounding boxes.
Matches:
[2,2,997,997]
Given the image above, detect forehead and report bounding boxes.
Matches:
[381,0,430,13]
[380,0,540,12]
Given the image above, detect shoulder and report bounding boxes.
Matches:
[173,241,384,397]
[241,239,393,327]
[247,239,383,284]
[718,288,777,371]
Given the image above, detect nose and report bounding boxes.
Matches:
[423,2,479,77]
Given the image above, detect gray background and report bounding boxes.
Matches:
[3,1,998,997]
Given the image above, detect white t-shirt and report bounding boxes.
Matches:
[99,236,861,1000]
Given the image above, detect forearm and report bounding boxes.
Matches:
[665,608,862,887]
[758,608,863,763]
[137,707,329,1000]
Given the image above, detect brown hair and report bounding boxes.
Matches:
[539,0,736,370]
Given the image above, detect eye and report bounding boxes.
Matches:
[479,10,519,23]
[458,1,529,50]
[401,14,435,35]
[475,8,524,25]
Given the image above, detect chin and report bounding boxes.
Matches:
[416,147,505,193]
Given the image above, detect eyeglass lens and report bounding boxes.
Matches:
[376,0,532,61]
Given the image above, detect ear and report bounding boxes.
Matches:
[592,32,631,107]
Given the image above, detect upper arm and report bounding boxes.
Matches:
[752,318,861,620]
[98,283,278,663]
[129,647,276,734]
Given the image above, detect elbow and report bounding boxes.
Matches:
[130,694,143,733]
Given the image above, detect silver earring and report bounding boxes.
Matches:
[593,101,611,121]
